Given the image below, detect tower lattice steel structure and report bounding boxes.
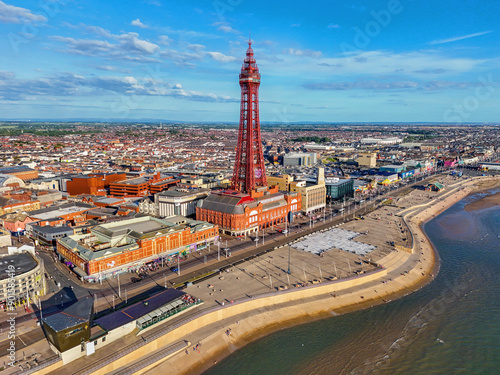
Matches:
[231,40,267,193]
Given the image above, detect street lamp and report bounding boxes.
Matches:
[287,243,291,274]
[177,255,180,276]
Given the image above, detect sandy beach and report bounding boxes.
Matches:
[465,191,500,212]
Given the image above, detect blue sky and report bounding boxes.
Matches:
[0,0,498,123]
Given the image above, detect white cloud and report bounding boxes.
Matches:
[218,25,239,34]
[131,19,148,29]
[428,31,493,45]
[207,51,237,63]
[285,48,322,58]
[327,23,340,29]
[303,79,480,92]
[95,65,131,73]
[0,1,47,24]
[187,44,205,52]
[158,35,171,46]
[311,50,486,76]
[144,0,161,6]
[119,32,159,54]
[211,21,239,34]
[159,49,204,65]
[52,31,160,62]
[77,23,114,38]
[0,72,239,103]
[52,36,115,55]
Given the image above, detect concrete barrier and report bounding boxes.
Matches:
[83,269,387,375]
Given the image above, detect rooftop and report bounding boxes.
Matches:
[29,202,95,220]
[42,296,94,332]
[0,252,38,280]
[58,215,215,262]
[94,289,185,332]
[0,165,35,174]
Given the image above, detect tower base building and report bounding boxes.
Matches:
[196,185,300,236]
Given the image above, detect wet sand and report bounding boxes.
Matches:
[464,191,500,212]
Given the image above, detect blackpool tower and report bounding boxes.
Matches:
[230,40,267,194]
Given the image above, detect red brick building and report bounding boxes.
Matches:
[196,185,301,236]
[56,216,218,281]
[0,213,36,234]
[0,196,40,215]
[109,172,178,197]
[67,173,126,196]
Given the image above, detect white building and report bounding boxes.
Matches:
[361,137,403,145]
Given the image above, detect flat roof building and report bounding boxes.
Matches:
[66,173,126,196]
[283,152,317,167]
[28,202,96,221]
[44,289,200,364]
[0,165,38,181]
[0,251,45,310]
[156,187,210,218]
[325,178,354,201]
[109,172,178,197]
[357,152,377,168]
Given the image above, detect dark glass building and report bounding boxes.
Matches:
[325,178,354,201]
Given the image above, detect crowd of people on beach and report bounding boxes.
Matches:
[186,342,203,354]
[180,294,198,305]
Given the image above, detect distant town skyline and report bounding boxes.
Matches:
[1,0,499,123]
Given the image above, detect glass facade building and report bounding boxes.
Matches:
[325,178,354,201]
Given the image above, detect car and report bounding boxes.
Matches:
[170,267,179,273]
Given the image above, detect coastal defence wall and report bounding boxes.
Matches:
[87,269,388,375]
